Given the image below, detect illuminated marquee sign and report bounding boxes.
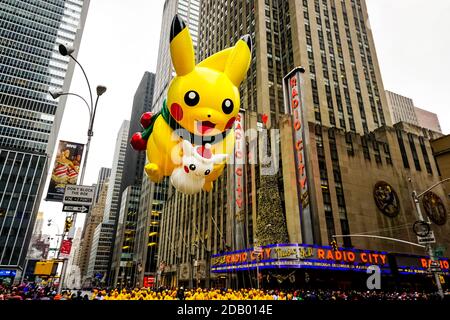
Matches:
[211,244,450,275]
[395,253,450,275]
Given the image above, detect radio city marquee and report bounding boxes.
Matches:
[211,244,450,275]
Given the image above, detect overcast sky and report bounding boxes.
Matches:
[39,0,450,239]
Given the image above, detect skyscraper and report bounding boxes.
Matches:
[386,90,419,126]
[157,0,450,288]
[386,90,442,133]
[77,167,110,283]
[77,181,108,284]
[109,72,155,286]
[0,0,90,279]
[121,72,155,193]
[93,167,112,204]
[134,0,200,287]
[86,120,129,283]
[415,107,442,133]
[103,121,130,223]
[111,185,140,287]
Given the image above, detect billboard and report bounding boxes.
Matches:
[46,140,84,202]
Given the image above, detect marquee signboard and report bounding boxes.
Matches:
[211,243,450,275]
[212,244,390,273]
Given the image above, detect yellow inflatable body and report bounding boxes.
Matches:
[131,15,252,193]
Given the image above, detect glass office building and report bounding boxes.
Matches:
[0,0,89,279]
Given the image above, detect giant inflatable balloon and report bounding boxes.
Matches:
[131,15,252,194]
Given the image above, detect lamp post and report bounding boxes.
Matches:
[49,44,106,294]
[411,177,450,300]
[50,86,106,186]
[50,43,107,186]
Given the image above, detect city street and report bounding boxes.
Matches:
[1,0,450,311]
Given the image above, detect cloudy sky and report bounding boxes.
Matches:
[39,0,450,238]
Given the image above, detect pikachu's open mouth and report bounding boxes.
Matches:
[197,121,216,134]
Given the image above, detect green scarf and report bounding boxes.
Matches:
[141,99,232,146]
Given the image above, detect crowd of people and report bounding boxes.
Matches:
[1,283,449,301]
[0,283,89,300]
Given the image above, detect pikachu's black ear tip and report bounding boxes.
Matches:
[170,15,187,42]
[240,34,252,52]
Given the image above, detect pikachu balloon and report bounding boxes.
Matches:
[131,15,252,193]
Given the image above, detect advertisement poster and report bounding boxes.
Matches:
[46,140,84,202]
[59,239,73,256]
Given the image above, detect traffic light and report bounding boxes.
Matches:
[330,240,338,251]
[64,217,73,233]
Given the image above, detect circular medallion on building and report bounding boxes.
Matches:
[422,191,447,226]
[373,181,400,217]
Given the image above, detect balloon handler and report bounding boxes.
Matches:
[131,15,252,194]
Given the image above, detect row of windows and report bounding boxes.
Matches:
[0,150,45,265]
[0,136,47,153]
[2,0,65,23]
[0,115,52,134]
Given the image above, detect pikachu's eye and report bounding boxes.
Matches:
[222,99,234,114]
[184,91,200,107]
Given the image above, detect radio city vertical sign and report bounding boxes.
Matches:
[283,67,315,244]
[233,111,246,249]
[234,112,245,212]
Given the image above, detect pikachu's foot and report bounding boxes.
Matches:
[202,181,214,192]
[145,163,162,182]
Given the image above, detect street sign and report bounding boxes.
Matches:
[429,260,441,273]
[62,205,89,213]
[413,221,430,237]
[417,231,436,245]
[63,185,95,206]
[434,245,446,258]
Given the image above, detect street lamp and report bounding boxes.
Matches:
[52,44,107,185]
[49,85,107,184]
[58,44,75,56]
[411,177,450,300]
[50,44,106,294]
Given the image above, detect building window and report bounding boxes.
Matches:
[396,130,410,169]
[325,210,336,242]
[408,133,421,171]
[419,136,433,174]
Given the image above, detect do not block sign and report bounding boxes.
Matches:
[63,185,95,206]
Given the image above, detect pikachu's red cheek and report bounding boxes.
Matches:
[225,117,236,130]
[171,103,184,121]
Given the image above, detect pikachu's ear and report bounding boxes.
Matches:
[198,47,233,72]
[182,140,193,157]
[170,15,195,76]
[224,35,252,86]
